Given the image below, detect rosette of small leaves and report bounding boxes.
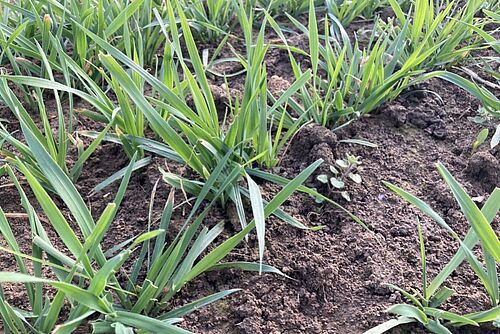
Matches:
[316,154,363,202]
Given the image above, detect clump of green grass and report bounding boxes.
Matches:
[380,0,498,71]
[0,0,167,165]
[0,26,147,186]
[1,0,365,272]
[326,0,388,27]
[254,0,318,17]
[268,0,499,129]
[0,0,166,80]
[0,56,109,188]
[0,116,311,333]
[175,0,238,42]
[367,163,500,333]
[268,0,425,128]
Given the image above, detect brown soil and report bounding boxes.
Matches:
[1,17,499,334]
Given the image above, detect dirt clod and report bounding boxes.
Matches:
[465,151,500,193]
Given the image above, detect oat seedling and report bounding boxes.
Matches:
[0,121,298,333]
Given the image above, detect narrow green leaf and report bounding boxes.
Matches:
[387,304,428,325]
[246,174,266,273]
[437,162,500,262]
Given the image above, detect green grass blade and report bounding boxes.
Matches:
[111,311,191,333]
[0,273,112,314]
[246,174,266,273]
[91,157,151,195]
[437,162,500,262]
[160,289,240,319]
[387,304,428,325]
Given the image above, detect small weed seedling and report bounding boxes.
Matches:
[316,154,363,202]
[491,125,500,150]
[471,128,489,155]
[471,124,500,155]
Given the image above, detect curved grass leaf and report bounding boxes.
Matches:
[387,304,428,325]
[436,163,500,262]
[0,273,112,314]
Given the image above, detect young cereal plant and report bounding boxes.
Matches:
[268,0,423,128]
[175,0,238,42]
[381,0,498,71]
[326,0,380,26]
[0,0,167,81]
[268,0,500,129]
[471,128,490,155]
[0,118,301,333]
[0,55,112,188]
[0,11,164,169]
[0,26,150,187]
[254,0,321,17]
[367,163,500,334]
